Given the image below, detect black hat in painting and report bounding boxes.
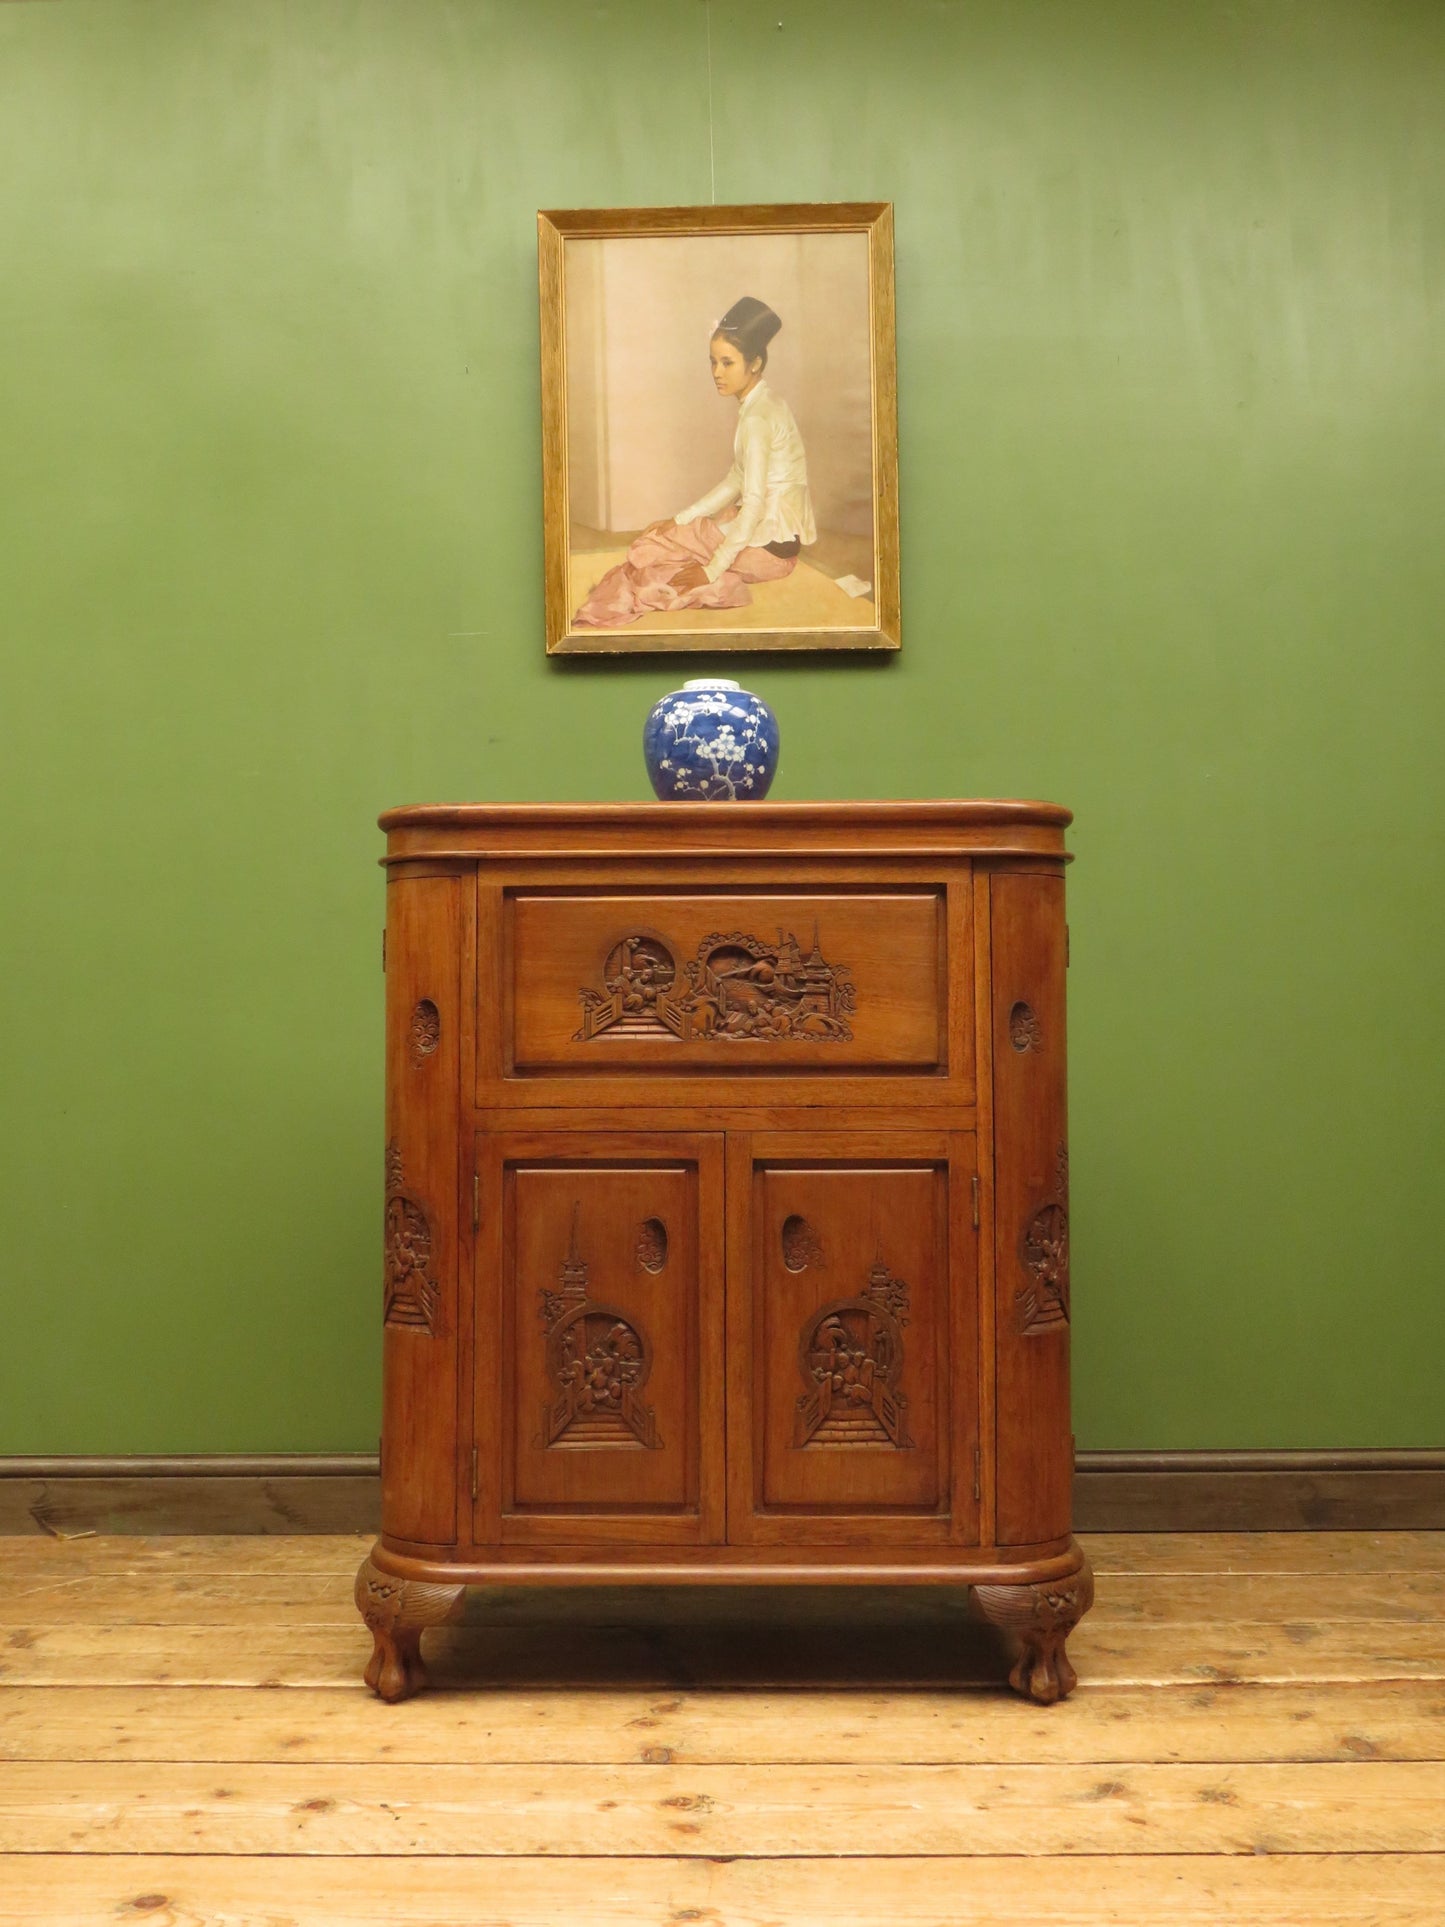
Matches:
[715,295,782,359]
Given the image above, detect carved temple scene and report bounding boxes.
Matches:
[537,1204,660,1449]
[575,927,856,1042]
[1017,1142,1070,1333]
[795,1257,913,1450]
[383,1140,440,1333]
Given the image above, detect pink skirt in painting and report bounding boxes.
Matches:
[572,515,797,628]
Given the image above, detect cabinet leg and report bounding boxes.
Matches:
[973,1556,1094,1705]
[354,1553,465,1703]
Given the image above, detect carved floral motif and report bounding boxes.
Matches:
[409,999,441,1063]
[781,1214,825,1273]
[1008,1001,1042,1051]
[635,1217,668,1274]
[383,1140,440,1334]
[576,927,855,1043]
[538,1205,660,1450]
[795,1258,913,1450]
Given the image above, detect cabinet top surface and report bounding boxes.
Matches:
[380,800,1071,860]
[382,800,1069,828]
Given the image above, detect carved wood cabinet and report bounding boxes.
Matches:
[357,802,1092,1705]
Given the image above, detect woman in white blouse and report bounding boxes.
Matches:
[572,296,817,627]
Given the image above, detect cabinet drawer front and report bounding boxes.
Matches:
[508,891,944,1073]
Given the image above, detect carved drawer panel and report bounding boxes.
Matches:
[507,890,944,1074]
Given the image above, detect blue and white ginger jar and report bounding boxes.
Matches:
[643,678,779,802]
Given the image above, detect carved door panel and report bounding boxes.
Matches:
[726,1133,979,1548]
[475,1133,725,1547]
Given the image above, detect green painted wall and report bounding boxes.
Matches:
[2,0,1441,1454]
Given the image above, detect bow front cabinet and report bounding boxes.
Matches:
[356,802,1092,1704]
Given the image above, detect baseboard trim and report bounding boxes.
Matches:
[1073,1450,1445,1532]
[0,1456,381,1537]
[1,1450,1441,1536]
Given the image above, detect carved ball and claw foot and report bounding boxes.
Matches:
[973,1556,1094,1705]
[355,1554,465,1702]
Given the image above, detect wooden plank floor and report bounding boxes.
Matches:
[0,1533,1442,1924]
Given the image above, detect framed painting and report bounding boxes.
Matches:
[539,202,899,655]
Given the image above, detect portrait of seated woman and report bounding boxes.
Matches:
[552,218,889,650]
[573,297,820,629]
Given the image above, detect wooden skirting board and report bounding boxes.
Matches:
[0,1451,1441,1536]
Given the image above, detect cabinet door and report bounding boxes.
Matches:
[475,1132,724,1546]
[726,1133,979,1547]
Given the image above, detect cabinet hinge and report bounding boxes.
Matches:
[381,928,387,971]
[971,1173,981,1230]
[470,1445,479,1504]
[1065,924,1070,967]
[472,1171,481,1233]
[972,1446,982,1504]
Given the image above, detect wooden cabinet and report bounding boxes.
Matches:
[357,803,1093,1707]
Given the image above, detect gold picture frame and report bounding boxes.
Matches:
[539,202,899,655]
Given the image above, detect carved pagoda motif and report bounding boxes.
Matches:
[576,926,855,1042]
[795,1257,913,1450]
[383,1140,440,1334]
[538,1205,660,1450]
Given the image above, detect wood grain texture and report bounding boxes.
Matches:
[505,1157,706,1520]
[471,1132,727,1553]
[474,858,980,1118]
[0,1527,1438,1574]
[6,1758,1444,1857]
[989,869,1073,1546]
[1,1533,1442,1924]
[750,1153,950,1519]
[381,874,463,1547]
[376,798,1072,861]
[4,1605,1444,1691]
[5,1680,1443,1766]
[4,1855,1441,1927]
[7,1569,1443,1629]
[508,888,944,1072]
